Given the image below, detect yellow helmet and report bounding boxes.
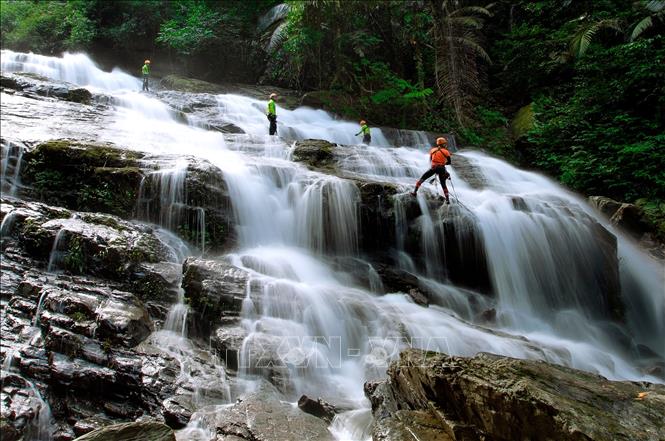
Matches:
[360,120,366,125]
[436,137,447,145]
[270,93,277,98]
[145,60,150,64]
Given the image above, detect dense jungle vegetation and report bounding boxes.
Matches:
[1,0,664,234]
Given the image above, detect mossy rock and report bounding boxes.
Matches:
[159,74,224,94]
[66,88,92,104]
[21,140,144,217]
[292,139,337,170]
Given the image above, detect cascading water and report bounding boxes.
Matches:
[1,139,26,196]
[2,51,663,441]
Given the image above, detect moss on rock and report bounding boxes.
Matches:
[159,75,224,94]
[21,140,144,217]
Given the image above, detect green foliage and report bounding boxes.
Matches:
[636,198,665,241]
[526,36,665,202]
[69,311,87,322]
[0,0,95,52]
[156,1,223,56]
[64,236,85,274]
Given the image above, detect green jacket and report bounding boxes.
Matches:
[142,64,150,75]
[356,124,370,136]
[267,99,276,116]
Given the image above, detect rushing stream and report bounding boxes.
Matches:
[1,50,664,440]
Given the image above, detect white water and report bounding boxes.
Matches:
[2,51,664,440]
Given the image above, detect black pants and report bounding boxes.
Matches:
[142,75,149,91]
[415,165,449,197]
[363,134,371,144]
[268,114,277,135]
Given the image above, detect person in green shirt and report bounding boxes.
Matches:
[142,60,151,92]
[355,120,371,144]
[267,93,277,135]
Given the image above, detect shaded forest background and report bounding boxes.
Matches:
[1,0,664,234]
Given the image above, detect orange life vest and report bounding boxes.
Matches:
[429,146,451,166]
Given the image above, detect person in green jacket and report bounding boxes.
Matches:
[142,60,150,92]
[267,93,277,135]
[355,120,371,144]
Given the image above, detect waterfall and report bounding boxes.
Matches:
[46,229,68,273]
[1,139,26,196]
[1,49,139,91]
[2,50,663,440]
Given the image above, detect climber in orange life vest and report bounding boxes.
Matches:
[411,137,452,204]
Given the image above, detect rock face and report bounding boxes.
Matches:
[0,197,203,438]
[21,140,144,218]
[365,349,665,441]
[18,140,233,252]
[73,421,175,441]
[181,258,249,334]
[1,73,92,104]
[191,385,335,441]
[589,196,654,240]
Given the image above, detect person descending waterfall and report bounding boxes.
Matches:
[267,93,277,135]
[355,120,371,144]
[411,137,452,204]
[141,60,151,92]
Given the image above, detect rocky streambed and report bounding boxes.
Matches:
[1,68,664,441]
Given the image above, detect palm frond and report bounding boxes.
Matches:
[445,36,492,62]
[449,6,492,18]
[645,1,665,13]
[631,16,654,40]
[447,16,484,29]
[569,19,623,58]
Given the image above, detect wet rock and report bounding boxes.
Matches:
[297,395,337,423]
[208,122,245,134]
[66,88,92,104]
[211,325,247,371]
[193,385,335,441]
[160,75,225,94]
[0,75,23,91]
[73,415,113,437]
[292,139,336,170]
[94,293,153,347]
[452,153,487,189]
[589,196,654,240]
[477,307,497,323]
[0,373,50,441]
[161,395,194,429]
[72,421,175,441]
[137,157,233,252]
[407,288,429,306]
[182,258,249,333]
[127,262,182,311]
[355,180,399,252]
[366,349,665,441]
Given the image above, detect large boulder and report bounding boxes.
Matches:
[181,258,250,334]
[292,139,336,171]
[73,421,175,441]
[5,202,173,280]
[21,140,144,218]
[365,349,665,441]
[191,385,335,441]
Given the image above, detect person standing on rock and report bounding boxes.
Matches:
[142,60,151,92]
[411,137,451,204]
[267,93,277,135]
[355,120,371,144]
